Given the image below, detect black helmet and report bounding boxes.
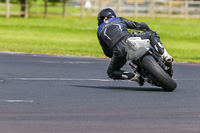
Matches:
[97,8,116,26]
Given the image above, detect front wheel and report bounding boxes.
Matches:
[142,55,177,92]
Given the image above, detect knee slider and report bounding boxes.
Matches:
[107,69,112,78]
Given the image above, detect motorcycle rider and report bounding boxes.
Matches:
[97,8,173,86]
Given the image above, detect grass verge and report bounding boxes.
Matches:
[0,17,199,63]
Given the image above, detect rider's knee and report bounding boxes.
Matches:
[107,69,112,78]
[107,69,124,79]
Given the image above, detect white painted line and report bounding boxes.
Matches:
[174,78,200,81]
[5,78,113,82]
[39,61,91,64]
[0,99,34,103]
[4,78,200,82]
[0,51,108,60]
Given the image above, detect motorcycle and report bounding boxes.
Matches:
[125,36,177,92]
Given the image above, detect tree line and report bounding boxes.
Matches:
[1,0,69,17]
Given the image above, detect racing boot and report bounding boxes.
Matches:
[161,49,174,77]
[161,48,173,63]
[150,31,165,55]
[122,72,144,86]
[151,31,173,62]
[150,31,173,63]
[150,31,173,76]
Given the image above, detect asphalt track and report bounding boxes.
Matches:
[0,52,200,133]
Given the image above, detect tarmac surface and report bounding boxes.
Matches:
[0,52,200,133]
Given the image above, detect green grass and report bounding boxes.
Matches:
[0,17,102,57]
[0,17,199,63]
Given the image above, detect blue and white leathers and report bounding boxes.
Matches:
[97,17,127,49]
[97,17,152,79]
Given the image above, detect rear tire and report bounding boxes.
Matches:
[142,55,177,92]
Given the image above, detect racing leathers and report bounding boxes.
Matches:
[97,17,164,80]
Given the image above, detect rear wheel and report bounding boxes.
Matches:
[142,55,177,92]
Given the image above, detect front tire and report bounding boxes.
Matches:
[142,55,177,92]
